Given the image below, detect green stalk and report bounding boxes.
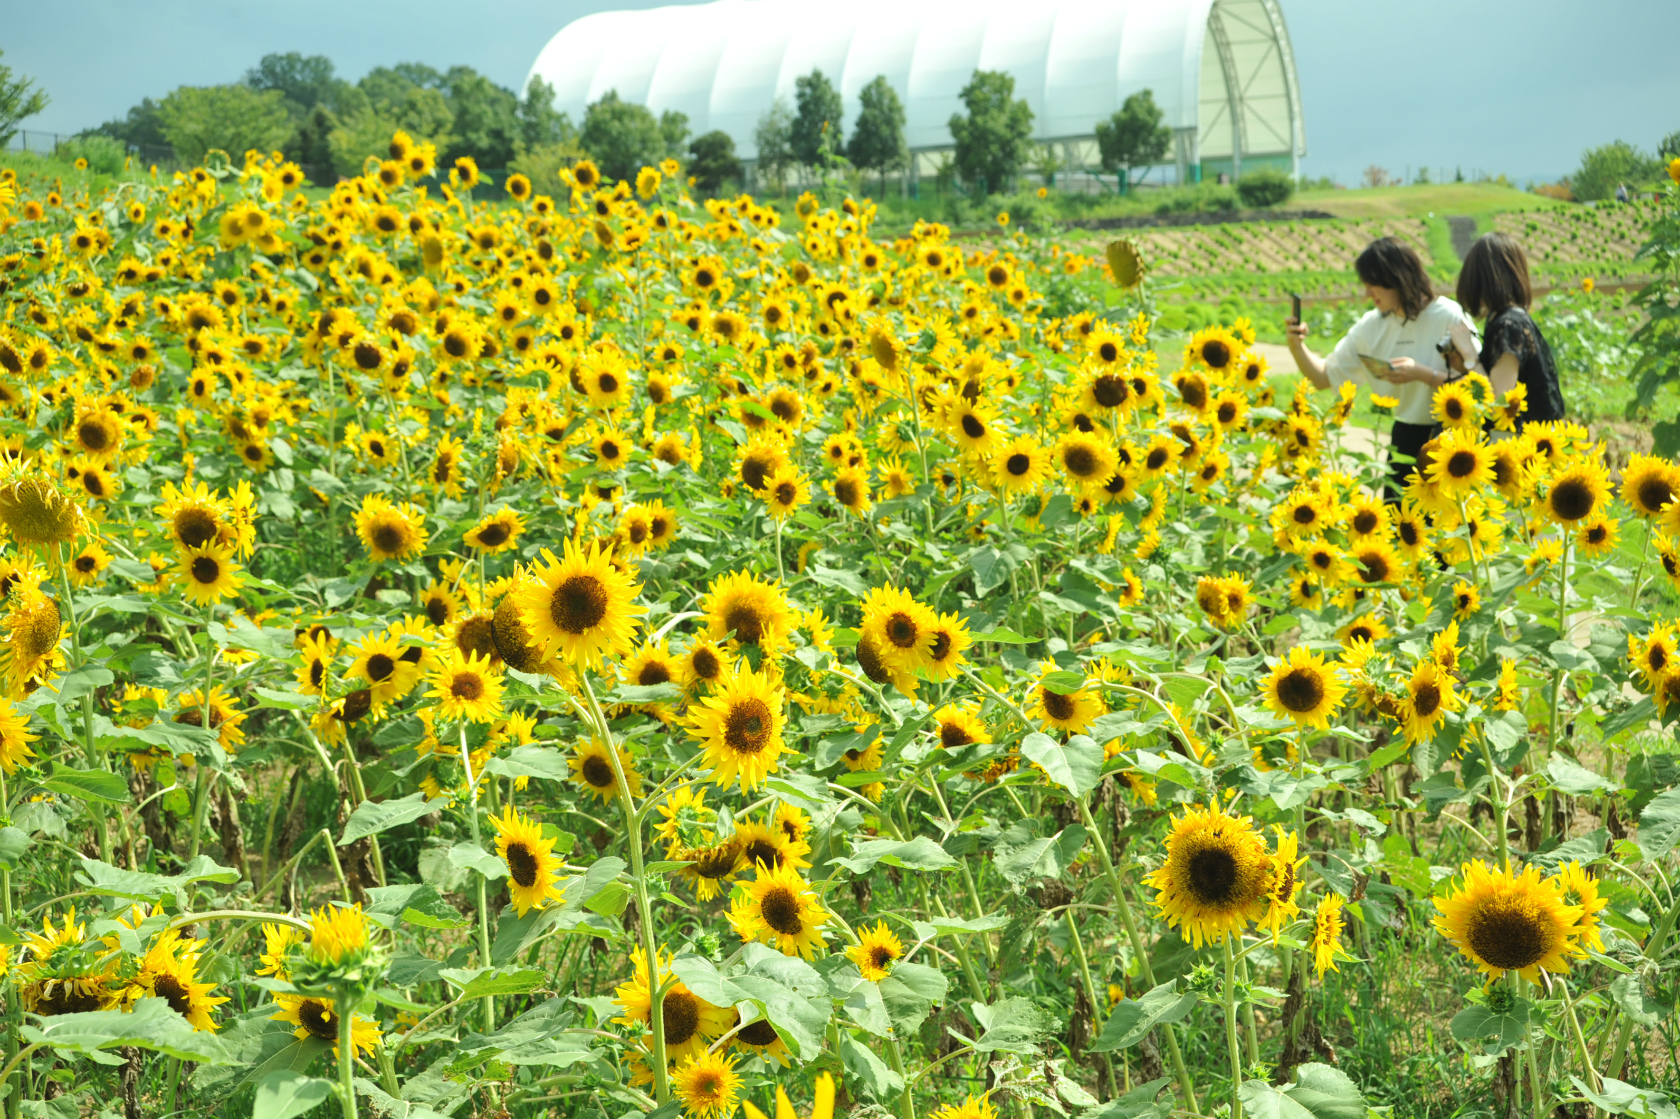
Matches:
[1223,937,1245,1119]
[577,672,669,1102]
[458,721,496,1033]
[337,987,358,1119]
[885,1037,915,1119]
[56,543,112,863]
[1547,539,1570,755]
[1065,906,1117,1096]
[1478,735,1511,874]
[188,601,217,863]
[1607,882,1680,1079]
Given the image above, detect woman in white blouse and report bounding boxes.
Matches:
[1285,236,1475,498]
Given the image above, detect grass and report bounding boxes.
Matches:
[1295,182,1568,220]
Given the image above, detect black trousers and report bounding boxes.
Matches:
[1386,420,1439,503]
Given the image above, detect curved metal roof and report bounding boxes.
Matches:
[527,0,1305,167]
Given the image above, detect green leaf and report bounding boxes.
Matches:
[879,962,946,1032]
[1282,1063,1369,1119]
[1639,787,1680,862]
[1546,754,1620,796]
[973,627,1033,644]
[1611,971,1674,1028]
[809,564,870,597]
[448,841,507,880]
[607,682,683,705]
[1571,1075,1680,1119]
[76,854,240,902]
[21,997,232,1065]
[971,996,1056,1054]
[840,1035,903,1099]
[909,914,1010,939]
[995,825,1087,886]
[833,836,956,874]
[1080,1077,1175,1119]
[1020,732,1102,796]
[338,793,447,846]
[1450,999,1531,1056]
[482,745,571,782]
[364,883,467,931]
[1237,1081,1315,1119]
[252,1070,337,1119]
[38,764,130,806]
[1088,980,1198,1052]
[53,664,114,704]
[1037,670,1087,696]
[490,856,625,964]
[439,966,546,1000]
[250,688,320,712]
[0,826,33,868]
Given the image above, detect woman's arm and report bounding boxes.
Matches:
[1486,352,1519,397]
[1286,318,1330,389]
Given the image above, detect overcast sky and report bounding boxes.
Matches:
[5,0,1677,184]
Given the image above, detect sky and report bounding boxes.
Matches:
[4,0,1677,184]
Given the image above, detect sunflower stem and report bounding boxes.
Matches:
[459,721,496,1033]
[578,671,670,1103]
[1547,538,1570,758]
[56,541,112,864]
[337,984,359,1119]
[1478,734,1512,875]
[1606,881,1680,1080]
[187,600,217,864]
[1074,798,1198,1114]
[1064,905,1117,1097]
[884,1036,915,1119]
[165,1055,181,1116]
[773,514,785,585]
[1223,937,1244,1119]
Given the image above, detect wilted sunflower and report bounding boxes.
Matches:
[514,538,643,669]
[427,649,504,723]
[1262,646,1347,730]
[0,470,81,546]
[612,949,733,1063]
[1147,801,1273,947]
[689,667,786,790]
[729,862,829,959]
[1432,861,1582,982]
[353,494,425,561]
[569,736,641,802]
[2,576,65,694]
[846,921,904,982]
[490,804,567,916]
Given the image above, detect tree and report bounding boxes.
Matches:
[244,53,339,117]
[689,131,742,195]
[443,67,520,169]
[792,70,844,170]
[1571,140,1662,202]
[0,50,49,148]
[519,76,575,150]
[157,84,293,165]
[948,70,1034,195]
[87,98,169,154]
[1094,89,1171,192]
[847,76,906,193]
[754,98,795,194]
[660,111,691,161]
[1659,130,1680,162]
[579,90,668,183]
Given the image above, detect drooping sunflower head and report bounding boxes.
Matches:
[0,469,82,546]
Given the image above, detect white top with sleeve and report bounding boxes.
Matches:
[1322,296,1476,425]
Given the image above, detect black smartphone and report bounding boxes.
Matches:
[1290,292,1302,323]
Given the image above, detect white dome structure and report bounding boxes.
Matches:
[527,0,1305,185]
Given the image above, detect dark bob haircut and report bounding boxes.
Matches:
[1354,237,1436,320]
[1456,232,1533,319]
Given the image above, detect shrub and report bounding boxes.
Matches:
[1236,167,1295,209]
[57,134,128,175]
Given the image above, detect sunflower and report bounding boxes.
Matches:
[734,436,789,492]
[930,1096,999,1119]
[1577,515,1618,558]
[612,949,734,1063]
[1337,614,1388,647]
[2,578,65,693]
[16,909,116,1015]
[1432,861,1582,982]
[124,934,228,1031]
[1555,861,1607,955]
[174,684,248,751]
[1401,660,1459,743]
[702,569,796,656]
[1185,325,1241,375]
[0,697,39,773]
[174,543,242,606]
[465,508,525,554]
[733,817,810,874]
[0,470,82,546]
[1620,454,1678,518]
[490,804,567,916]
[294,631,336,696]
[729,862,829,959]
[673,1051,742,1119]
[271,994,381,1057]
[354,494,425,561]
[1261,829,1305,939]
[570,736,641,802]
[1431,382,1478,429]
[923,610,973,682]
[1262,646,1346,729]
[846,921,904,982]
[1147,801,1273,947]
[1349,541,1400,585]
[689,667,786,790]
[680,638,733,691]
[418,581,461,629]
[730,1009,792,1067]
[1630,622,1679,690]
[514,538,643,669]
[1544,457,1611,525]
[346,631,421,705]
[831,467,873,517]
[760,465,810,520]
[1426,428,1495,494]
[859,585,937,675]
[427,649,504,723]
[946,399,1001,454]
[1055,433,1118,489]
[990,435,1050,494]
[1310,894,1347,977]
[1028,667,1104,734]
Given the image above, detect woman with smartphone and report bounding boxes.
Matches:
[1447,232,1565,430]
[1285,236,1475,497]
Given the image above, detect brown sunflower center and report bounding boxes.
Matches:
[760,885,804,935]
[662,990,700,1045]
[1146,448,1169,471]
[870,944,897,970]
[298,999,338,1041]
[1275,667,1324,713]
[692,647,721,680]
[1353,509,1380,535]
[835,478,860,506]
[152,972,193,1017]
[372,522,404,554]
[737,1017,779,1046]
[176,508,218,548]
[960,414,985,439]
[885,612,919,648]
[78,419,110,451]
[426,596,451,626]
[722,603,766,645]
[724,699,773,755]
[505,840,540,888]
[1201,340,1230,368]
[1064,445,1097,477]
[190,556,221,585]
[1465,900,1550,971]
[1446,450,1478,479]
[940,721,974,749]
[577,753,614,788]
[1638,475,1673,514]
[1413,681,1442,719]
[1186,845,1240,904]
[637,661,671,687]
[1041,687,1077,722]
[1092,375,1126,408]
[450,673,484,701]
[476,522,509,547]
[1551,478,1594,521]
[550,575,608,634]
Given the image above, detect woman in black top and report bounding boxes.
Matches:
[1449,232,1566,427]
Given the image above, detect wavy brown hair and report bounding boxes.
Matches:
[1355,237,1436,320]
[1456,232,1533,318]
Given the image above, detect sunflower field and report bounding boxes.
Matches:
[0,140,1679,1119]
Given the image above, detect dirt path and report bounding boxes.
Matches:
[1447,216,1476,262]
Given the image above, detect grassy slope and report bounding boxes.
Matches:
[1296,182,1567,220]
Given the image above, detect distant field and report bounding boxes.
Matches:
[1293,181,1567,220]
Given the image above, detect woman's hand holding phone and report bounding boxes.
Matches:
[1380,356,1439,386]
